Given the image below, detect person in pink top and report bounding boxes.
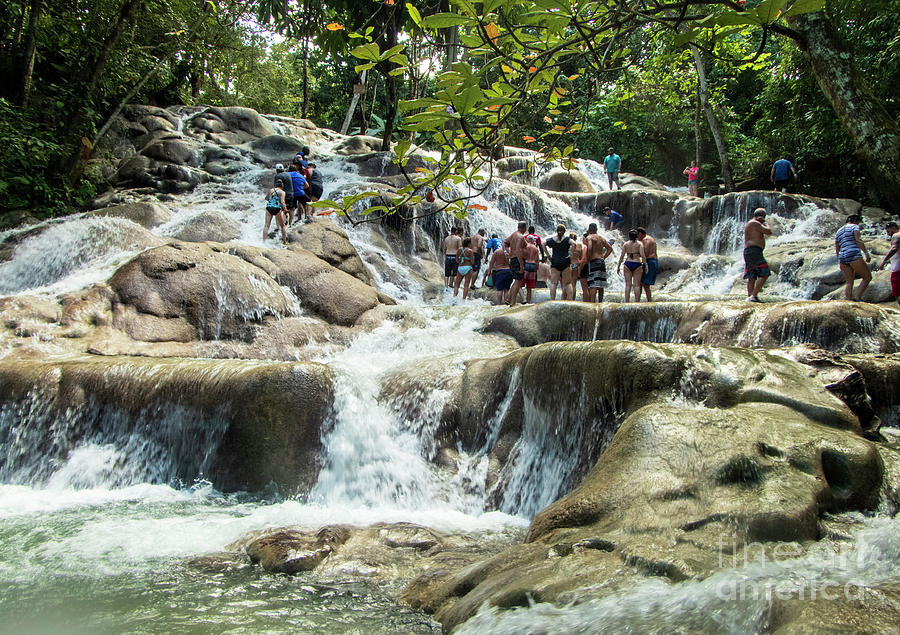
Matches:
[683,160,700,197]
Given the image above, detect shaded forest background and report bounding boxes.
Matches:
[0,0,898,224]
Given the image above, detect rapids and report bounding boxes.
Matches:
[1,114,898,632]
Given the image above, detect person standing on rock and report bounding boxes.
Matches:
[484,240,512,304]
[637,228,658,302]
[603,147,622,190]
[443,227,462,287]
[603,206,624,231]
[470,229,485,289]
[743,208,773,302]
[617,229,647,303]
[453,237,476,300]
[770,156,798,193]
[877,221,900,307]
[264,178,289,244]
[583,223,614,302]
[523,235,540,303]
[545,224,572,300]
[570,232,585,300]
[526,225,547,262]
[683,160,700,197]
[274,164,294,214]
[835,214,872,302]
[505,222,528,306]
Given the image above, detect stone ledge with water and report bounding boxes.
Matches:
[0,104,899,633]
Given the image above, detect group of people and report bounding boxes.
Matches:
[263,146,325,242]
[443,220,660,305]
[743,208,900,305]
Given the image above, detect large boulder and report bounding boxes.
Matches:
[409,340,883,630]
[108,241,299,341]
[206,106,275,139]
[248,135,304,165]
[334,135,385,155]
[171,211,242,243]
[287,220,375,286]
[0,354,334,493]
[538,168,595,193]
[86,202,172,229]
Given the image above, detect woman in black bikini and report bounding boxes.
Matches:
[617,229,646,302]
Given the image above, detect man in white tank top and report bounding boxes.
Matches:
[877,221,900,306]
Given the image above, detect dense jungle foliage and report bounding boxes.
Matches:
[0,0,898,225]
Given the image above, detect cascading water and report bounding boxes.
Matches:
[1,110,898,633]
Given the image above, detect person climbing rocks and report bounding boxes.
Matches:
[264,178,288,243]
[274,164,294,213]
[583,223,614,302]
[835,214,872,302]
[743,208,773,302]
[288,163,310,226]
[683,160,700,197]
[306,162,324,206]
[603,147,621,190]
[603,206,624,231]
[443,226,462,287]
[876,221,900,307]
[637,227,658,302]
[770,156,798,193]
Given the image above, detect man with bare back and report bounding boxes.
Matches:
[505,221,527,306]
[583,222,613,302]
[443,227,462,287]
[523,235,540,303]
[743,208,773,302]
[636,227,658,302]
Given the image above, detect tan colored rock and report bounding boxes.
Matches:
[334,135,385,155]
[287,220,375,285]
[171,211,242,243]
[246,526,351,574]
[86,202,172,228]
[206,106,275,138]
[538,168,595,193]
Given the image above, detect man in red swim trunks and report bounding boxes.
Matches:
[877,221,900,307]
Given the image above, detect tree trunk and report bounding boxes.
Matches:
[301,36,309,119]
[785,11,900,209]
[690,44,734,193]
[694,81,701,166]
[340,70,365,135]
[16,0,43,107]
[379,2,402,151]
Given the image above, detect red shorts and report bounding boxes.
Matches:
[891,270,900,298]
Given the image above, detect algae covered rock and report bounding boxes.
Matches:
[287,220,375,285]
[87,201,172,228]
[416,340,883,630]
[0,354,334,493]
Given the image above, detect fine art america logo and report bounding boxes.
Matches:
[713,534,866,602]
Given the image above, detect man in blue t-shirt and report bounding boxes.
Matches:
[770,156,798,193]
[603,147,622,190]
[603,206,624,230]
[485,233,502,258]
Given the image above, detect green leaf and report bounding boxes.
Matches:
[781,0,825,18]
[351,42,381,62]
[422,13,472,28]
[407,4,423,27]
[355,63,376,72]
[754,0,790,23]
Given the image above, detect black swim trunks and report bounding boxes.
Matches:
[444,255,458,278]
[266,206,281,216]
[510,257,524,281]
[743,246,770,279]
[472,252,482,274]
